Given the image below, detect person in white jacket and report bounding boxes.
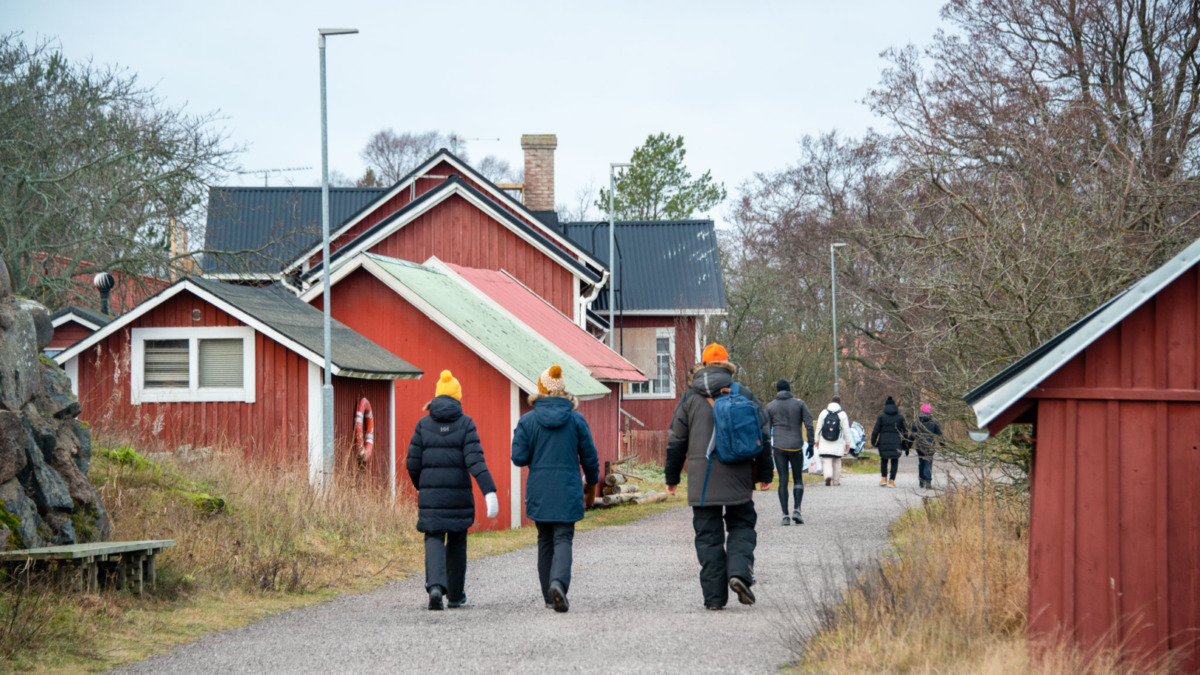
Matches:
[814,396,853,486]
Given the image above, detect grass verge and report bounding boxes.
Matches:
[1,445,684,673]
[785,485,1173,674]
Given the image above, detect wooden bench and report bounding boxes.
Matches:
[0,540,176,595]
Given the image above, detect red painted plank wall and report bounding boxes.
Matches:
[332,375,394,487]
[577,384,620,467]
[49,322,95,350]
[615,315,698,433]
[1025,266,1200,671]
[73,292,309,462]
[360,195,576,316]
[318,269,515,532]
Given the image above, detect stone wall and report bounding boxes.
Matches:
[0,255,110,550]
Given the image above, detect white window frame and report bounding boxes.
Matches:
[626,326,676,400]
[130,326,256,404]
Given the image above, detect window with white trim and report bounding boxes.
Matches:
[131,326,256,404]
[626,327,675,399]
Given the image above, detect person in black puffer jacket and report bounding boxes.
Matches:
[406,370,498,610]
[909,404,945,489]
[870,396,908,488]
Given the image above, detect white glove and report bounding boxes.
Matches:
[485,492,499,519]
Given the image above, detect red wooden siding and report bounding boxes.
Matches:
[577,384,620,467]
[49,321,95,350]
[318,269,515,532]
[1023,265,1200,671]
[356,195,576,316]
[616,315,698,434]
[74,292,309,462]
[332,375,393,486]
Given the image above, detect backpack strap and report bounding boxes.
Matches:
[699,385,733,506]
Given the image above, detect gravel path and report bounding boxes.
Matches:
[120,460,923,674]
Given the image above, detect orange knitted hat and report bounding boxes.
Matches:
[702,343,729,364]
[537,365,566,395]
[435,370,462,400]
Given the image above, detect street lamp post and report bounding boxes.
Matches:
[318,27,358,489]
[830,242,847,396]
[607,162,631,348]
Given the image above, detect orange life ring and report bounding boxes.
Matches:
[354,397,374,462]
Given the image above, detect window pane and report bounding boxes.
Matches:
[145,339,189,388]
[630,381,649,394]
[654,336,672,393]
[199,338,244,388]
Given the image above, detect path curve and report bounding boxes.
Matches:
[120,462,921,674]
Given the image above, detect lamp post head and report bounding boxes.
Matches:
[611,162,632,169]
[318,28,359,35]
[968,428,990,443]
[831,242,847,249]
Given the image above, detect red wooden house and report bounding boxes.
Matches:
[964,238,1200,671]
[47,305,111,360]
[54,278,421,491]
[303,253,617,530]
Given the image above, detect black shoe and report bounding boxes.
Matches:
[428,585,444,610]
[544,602,554,609]
[705,604,724,611]
[447,593,467,608]
[549,580,569,613]
[781,516,791,526]
[792,510,804,525]
[729,577,755,606]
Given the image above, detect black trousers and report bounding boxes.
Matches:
[880,456,899,480]
[424,531,468,601]
[692,500,757,608]
[772,449,805,515]
[536,521,575,603]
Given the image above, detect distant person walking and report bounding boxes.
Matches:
[511,365,600,613]
[909,404,945,489]
[406,370,499,610]
[870,396,908,488]
[766,379,814,526]
[665,343,773,610]
[814,396,852,486]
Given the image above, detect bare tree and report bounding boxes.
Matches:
[0,34,238,309]
[474,155,522,184]
[359,129,451,183]
[557,181,600,222]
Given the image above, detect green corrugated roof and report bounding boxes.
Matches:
[367,254,610,397]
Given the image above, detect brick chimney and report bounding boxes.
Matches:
[521,134,557,213]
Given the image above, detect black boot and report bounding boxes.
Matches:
[792,487,804,524]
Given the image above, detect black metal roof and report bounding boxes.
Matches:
[50,305,113,327]
[303,175,602,283]
[202,186,387,275]
[562,220,726,312]
[188,278,421,378]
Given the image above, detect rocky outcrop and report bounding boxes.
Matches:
[0,254,109,550]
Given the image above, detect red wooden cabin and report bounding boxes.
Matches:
[54,278,421,490]
[46,306,112,359]
[964,239,1200,671]
[305,253,616,531]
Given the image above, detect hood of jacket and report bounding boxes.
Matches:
[883,401,899,416]
[528,394,576,429]
[918,414,933,424]
[688,361,736,398]
[774,390,795,401]
[826,402,843,414]
[424,395,463,423]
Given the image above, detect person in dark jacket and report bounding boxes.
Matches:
[511,365,600,613]
[870,396,908,488]
[665,343,773,610]
[909,403,945,489]
[406,370,499,610]
[765,379,814,526]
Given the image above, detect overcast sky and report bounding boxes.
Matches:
[8,0,948,226]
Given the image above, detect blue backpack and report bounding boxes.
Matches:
[700,383,763,505]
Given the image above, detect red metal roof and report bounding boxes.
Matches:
[446,263,646,383]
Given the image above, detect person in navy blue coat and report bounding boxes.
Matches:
[511,365,600,613]
[406,370,498,610]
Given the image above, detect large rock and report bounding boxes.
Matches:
[0,254,107,551]
[0,411,29,483]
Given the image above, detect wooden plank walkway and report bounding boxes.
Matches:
[0,540,175,595]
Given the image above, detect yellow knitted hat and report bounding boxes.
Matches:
[537,365,566,395]
[435,370,462,400]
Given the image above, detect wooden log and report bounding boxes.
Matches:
[604,473,626,486]
[632,492,668,505]
[600,493,638,506]
[603,485,640,495]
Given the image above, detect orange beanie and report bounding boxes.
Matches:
[702,343,729,364]
[435,370,462,400]
[537,365,566,395]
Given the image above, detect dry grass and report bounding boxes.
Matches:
[788,484,1173,675]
